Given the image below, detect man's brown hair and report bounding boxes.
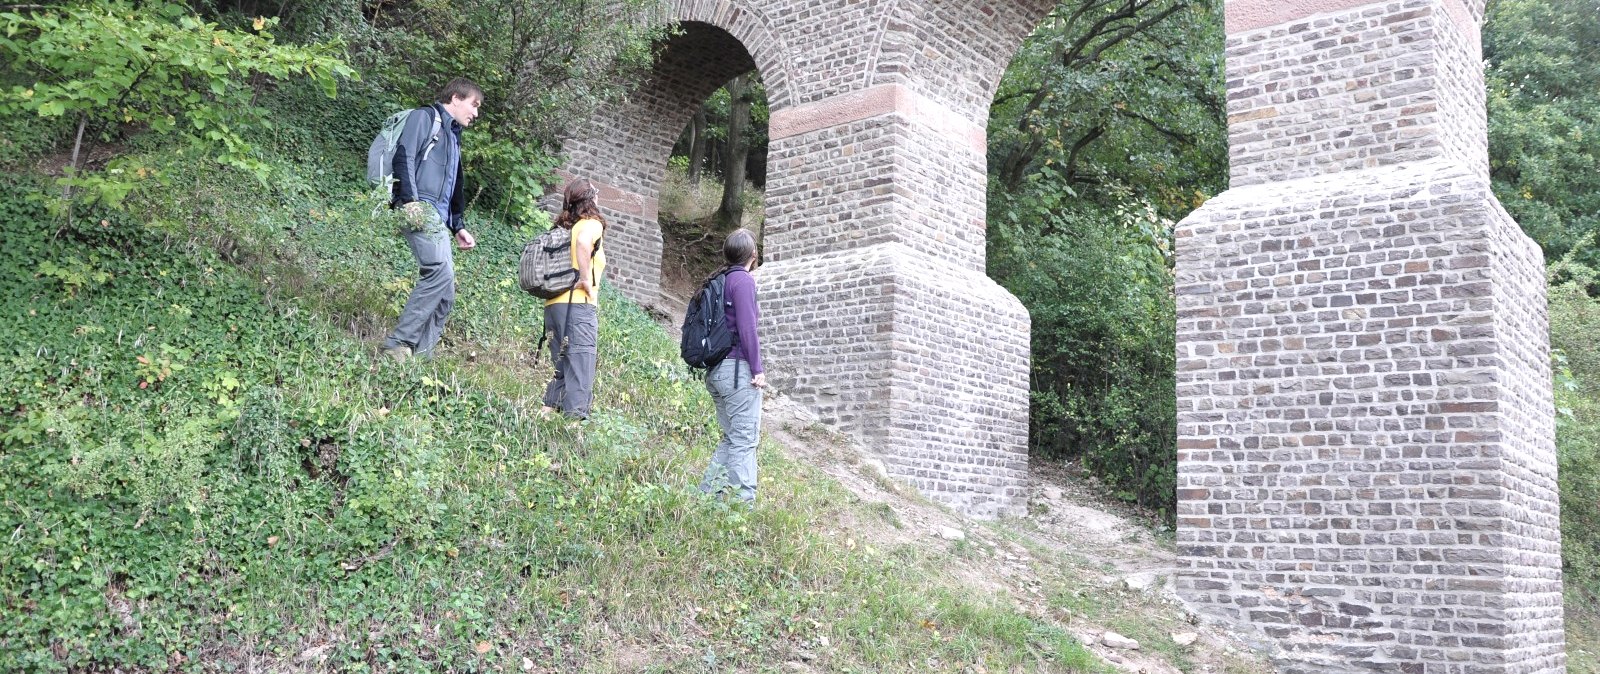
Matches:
[436,78,483,105]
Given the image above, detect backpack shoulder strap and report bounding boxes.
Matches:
[420,106,443,162]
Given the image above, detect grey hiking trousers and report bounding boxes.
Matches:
[700,358,761,503]
[383,204,455,357]
[541,302,598,419]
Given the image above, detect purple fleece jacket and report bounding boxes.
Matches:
[723,266,763,374]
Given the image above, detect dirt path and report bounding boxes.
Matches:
[757,395,1271,673]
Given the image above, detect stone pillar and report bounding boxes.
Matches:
[1174,0,1564,671]
[760,85,1031,519]
[553,0,1052,519]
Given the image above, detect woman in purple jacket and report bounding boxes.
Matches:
[699,229,767,504]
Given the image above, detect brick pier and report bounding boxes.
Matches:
[1173,0,1563,670]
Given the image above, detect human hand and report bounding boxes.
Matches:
[455,229,477,250]
[575,278,593,297]
[751,373,767,389]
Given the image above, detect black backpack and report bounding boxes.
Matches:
[681,267,738,371]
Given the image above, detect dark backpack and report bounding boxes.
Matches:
[681,267,737,371]
[518,225,600,300]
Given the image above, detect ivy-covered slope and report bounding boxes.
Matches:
[0,154,1114,671]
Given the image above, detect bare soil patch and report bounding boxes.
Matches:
[763,395,1270,673]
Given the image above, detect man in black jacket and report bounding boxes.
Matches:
[381,78,482,361]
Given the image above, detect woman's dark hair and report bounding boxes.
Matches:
[554,178,606,230]
[436,78,484,105]
[723,228,757,267]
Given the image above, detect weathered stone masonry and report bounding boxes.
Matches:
[564,0,1054,520]
[560,0,1563,667]
[1175,0,1563,671]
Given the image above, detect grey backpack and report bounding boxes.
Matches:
[519,226,600,300]
[366,107,442,198]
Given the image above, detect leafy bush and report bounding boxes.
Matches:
[0,1,352,210]
[1550,246,1600,601]
[989,173,1178,514]
[1486,0,1600,268]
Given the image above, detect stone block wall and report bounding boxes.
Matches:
[1486,195,1565,672]
[765,90,989,270]
[557,0,1056,518]
[1175,0,1563,669]
[1174,161,1562,671]
[1223,0,1490,186]
[760,243,1030,518]
[877,250,1031,518]
[760,95,1031,514]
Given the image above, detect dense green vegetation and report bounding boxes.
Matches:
[986,0,1225,514]
[1486,0,1600,270]
[0,89,1120,674]
[0,169,1110,670]
[1551,246,1600,670]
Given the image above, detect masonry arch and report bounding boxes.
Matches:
[558,2,1564,665]
[559,4,795,304]
[559,0,1069,520]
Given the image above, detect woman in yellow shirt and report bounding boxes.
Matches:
[540,179,607,419]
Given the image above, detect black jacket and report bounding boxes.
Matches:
[391,103,467,233]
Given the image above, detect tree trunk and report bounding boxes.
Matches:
[60,113,88,227]
[716,73,752,230]
[64,113,87,199]
[687,107,707,183]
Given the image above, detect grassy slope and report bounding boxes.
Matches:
[0,119,1109,671]
[1553,272,1600,673]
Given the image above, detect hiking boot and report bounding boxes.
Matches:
[382,345,412,362]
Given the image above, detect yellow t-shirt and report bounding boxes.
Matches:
[545,218,606,306]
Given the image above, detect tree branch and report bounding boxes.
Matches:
[1115,106,1195,146]
[1063,125,1106,185]
[1061,0,1151,68]
[1082,2,1187,66]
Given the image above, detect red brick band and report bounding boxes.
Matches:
[553,169,659,222]
[768,84,987,155]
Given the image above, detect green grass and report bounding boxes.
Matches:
[1570,591,1600,674]
[0,127,1109,671]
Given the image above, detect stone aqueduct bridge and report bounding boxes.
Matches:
[559,0,1565,669]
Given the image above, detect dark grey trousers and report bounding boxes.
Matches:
[541,302,598,419]
[383,206,454,356]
